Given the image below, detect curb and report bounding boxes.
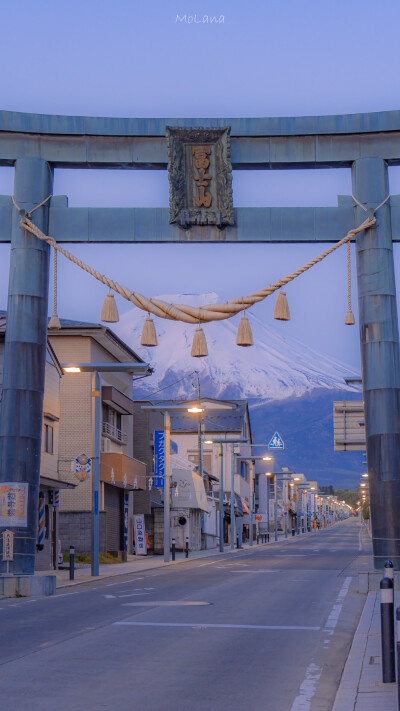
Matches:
[331,592,376,711]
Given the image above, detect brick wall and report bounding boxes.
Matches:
[59,511,107,554]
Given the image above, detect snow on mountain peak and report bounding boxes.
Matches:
[115,293,360,403]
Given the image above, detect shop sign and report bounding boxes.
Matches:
[0,483,28,527]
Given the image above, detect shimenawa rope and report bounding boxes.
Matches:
[11,195,379,325]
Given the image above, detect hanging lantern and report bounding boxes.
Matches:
[100,292,119,323]
[141,317,158,346]
[236,313,253,346]
[344,310,355,325]
[191,326,208,357]
[273,291,290,321]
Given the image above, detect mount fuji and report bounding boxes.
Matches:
[115,293,364,488]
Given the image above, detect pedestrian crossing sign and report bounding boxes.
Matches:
[268,432,285,450]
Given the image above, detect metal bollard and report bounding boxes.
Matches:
[171,538,176,561]
[380,576,395,683]
[185,536,189,558]
[69,545,75,581]
[396,607,400,704]
[384,559,394,581]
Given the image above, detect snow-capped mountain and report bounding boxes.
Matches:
[115,293,359,403]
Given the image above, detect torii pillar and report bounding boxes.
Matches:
[0,158,52,575]
[353,157,400,569]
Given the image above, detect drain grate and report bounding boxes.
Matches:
[369,656,381,665]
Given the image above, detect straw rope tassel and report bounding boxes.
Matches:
[48,246,61,329]
[236,311,253,346]
[191,326,208,357]
[344,240,355,325]
[141,316,158,346]
[274,290,290,321]
[100,291,119,323]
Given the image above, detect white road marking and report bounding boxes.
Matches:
[119,592,151,598]
[104,594,116,599]
[289,577,352,708]
[289,662,322,710]
[105,577,144,587]
[114,621,320,630]
[121,600,210,607]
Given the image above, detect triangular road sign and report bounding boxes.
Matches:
[268,432,285,449]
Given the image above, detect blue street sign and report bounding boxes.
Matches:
[154,430,165,488]
[268,432,285,450]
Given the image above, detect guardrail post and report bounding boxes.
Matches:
[396,607,400,704]
[384,559,394,581]
[380,576,395,682]
[69,545,75,581]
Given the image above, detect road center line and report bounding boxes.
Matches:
[113,621,320,630]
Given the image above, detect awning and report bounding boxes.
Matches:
[171,468,211,513]
[100,452,146,490]
[40,474,77,489]
[241,498,250,515]
[235,494,244,516]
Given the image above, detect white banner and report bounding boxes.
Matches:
[133,514,147,556]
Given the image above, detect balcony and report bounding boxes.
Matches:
[102,421,128,445]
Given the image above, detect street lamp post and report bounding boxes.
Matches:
[235,454,273,546]
[62,362,151,576]
[204,438,248,552]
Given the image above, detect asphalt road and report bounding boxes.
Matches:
[0,520,367,711]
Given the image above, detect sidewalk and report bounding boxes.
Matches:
[332,591,398,711]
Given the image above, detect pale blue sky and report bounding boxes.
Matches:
[0,0,399,368]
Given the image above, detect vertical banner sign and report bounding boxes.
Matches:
[133,514,147,556]
[0,483,28,527]
[123,493,129,552]
[2,530,14,560]
[154,430,165,488]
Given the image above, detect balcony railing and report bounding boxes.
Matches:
[102,421,128,445]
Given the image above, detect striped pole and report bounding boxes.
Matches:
[380,576,395,683]
[37,492,45,551]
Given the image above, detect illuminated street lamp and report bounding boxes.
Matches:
[61,361,151,576]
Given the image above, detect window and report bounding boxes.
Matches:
[102,404,122,430]
[44,424,53,454]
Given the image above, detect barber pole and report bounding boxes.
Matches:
[37,492,45,550]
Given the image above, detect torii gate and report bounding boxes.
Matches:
[0,109,400,574]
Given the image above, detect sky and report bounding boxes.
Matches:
[0,0,400,369]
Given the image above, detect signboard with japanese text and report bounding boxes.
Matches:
[133,514,147,556]
[123,493,129,552]
[154,430,165,488]
[0,483,28,527]
[166,127,234,229]
[2,530,14,560]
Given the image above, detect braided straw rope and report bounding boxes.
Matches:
[11,196,376,325]
[347,240,352,313]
